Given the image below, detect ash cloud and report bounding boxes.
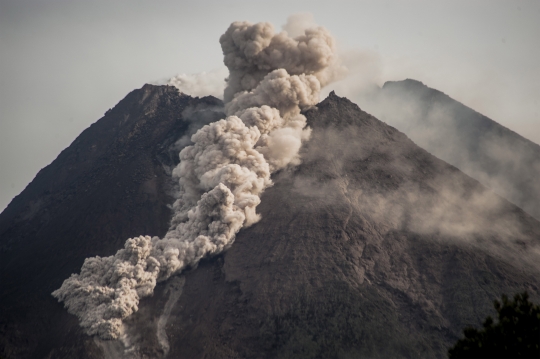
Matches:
[53,18,341,340]
[171,104,225,153]
[221,19,344,103]
[282,13,317,38]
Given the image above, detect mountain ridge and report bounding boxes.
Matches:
[366,78,540,220]
[160,91,540,358]
[1,85,539,359]
[0,84,222,358]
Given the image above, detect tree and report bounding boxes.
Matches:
[448,292,540,358]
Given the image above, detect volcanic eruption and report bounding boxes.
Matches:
[52,19,343,340]
[1,16,540,359]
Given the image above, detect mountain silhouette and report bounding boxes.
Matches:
[362,79,540,221]
[1,86,539,359]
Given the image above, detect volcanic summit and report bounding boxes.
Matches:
[1,19,539,359]
[0,85,539,358]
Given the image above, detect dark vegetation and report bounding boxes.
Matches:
[449,292,540,359]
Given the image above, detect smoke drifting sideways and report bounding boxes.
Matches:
[52,20,342,340]
[351,80,540,222]
[167,67,228,99]
[291,122,540,275]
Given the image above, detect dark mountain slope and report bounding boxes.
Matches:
[0,85,222,359]
[160,92,540,359]
[1,87,539,359]
[362,79,540,220]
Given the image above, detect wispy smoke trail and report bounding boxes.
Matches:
[52,19,341,340]
[167,67,228,99]
[156,276,185,355]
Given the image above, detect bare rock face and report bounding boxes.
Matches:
[364,79,540,221]
[0,84,223,359]
[1,87,539,359]
[161,91,540,359]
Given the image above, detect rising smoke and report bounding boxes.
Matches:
[167,67,228,99]
[52,18,341,340]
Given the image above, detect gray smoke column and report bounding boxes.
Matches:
[52,19,341,340]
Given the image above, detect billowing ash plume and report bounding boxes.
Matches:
[221,20,341,103]
[52,19,341,340]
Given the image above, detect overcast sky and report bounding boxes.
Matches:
[1,0,539,212]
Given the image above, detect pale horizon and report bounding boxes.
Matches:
[1,0,539,211]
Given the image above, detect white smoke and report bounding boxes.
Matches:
[167,67,228,99]
[52,18,341,340]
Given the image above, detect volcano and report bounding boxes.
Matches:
[361,79,540,221]
[1,85,539,359]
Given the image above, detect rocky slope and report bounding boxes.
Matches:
[360,79,540,220]
[1,86,539,359]
[0,85,222,358]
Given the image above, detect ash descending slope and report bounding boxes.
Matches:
[52,20,341,340]
[361,79,540,220]
[161,92,540,359]
[1,88,539,359]
[0,85,223,359]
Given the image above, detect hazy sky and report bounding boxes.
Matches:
[1,0,539,211]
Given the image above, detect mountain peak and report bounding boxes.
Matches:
[383,78,426,89]
[307,91,378,130]
[1,84,540,359]
[374,78,540,220]
[0,87,224,358]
